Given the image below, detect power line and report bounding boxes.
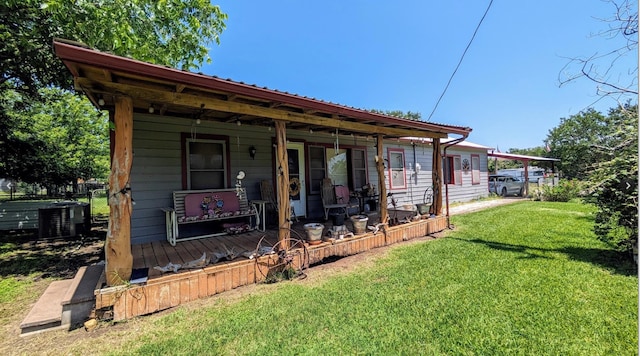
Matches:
[427,0,495,122]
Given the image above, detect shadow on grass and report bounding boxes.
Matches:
[0,227,105,279]
[455,238,637,276]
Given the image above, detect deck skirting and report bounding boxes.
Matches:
[96,216,447,320]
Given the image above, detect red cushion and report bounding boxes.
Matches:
[334,185,350,204]
[184,191,240,217]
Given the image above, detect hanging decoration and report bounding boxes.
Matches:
[289,177,301,197]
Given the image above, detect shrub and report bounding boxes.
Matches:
[539,180,582,202]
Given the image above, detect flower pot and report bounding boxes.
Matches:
[350,215,368,234]
[330,213,345,226]
[303,223,324,244]
[416,203,430,216]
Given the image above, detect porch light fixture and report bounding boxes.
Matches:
[249,146,257,159]
[98,96,105,106]
[236,120,241,126]
[148,104,155,114]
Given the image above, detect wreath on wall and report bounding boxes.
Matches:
[289,177,301,197]
[462,158,471,172]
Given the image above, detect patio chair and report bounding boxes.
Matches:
[334,185,360,215]
[259,180,298,222]
[260,180,278,222]
[321,178,348,220]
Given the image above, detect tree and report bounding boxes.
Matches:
[555,1,637,256]
[585,104,638,252]
[559,0,637,99]
[369,109,423,121]
[545,108,611,179]
[1,87,109,190]
[0,0,227,185]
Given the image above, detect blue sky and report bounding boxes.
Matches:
[204,1,637,150]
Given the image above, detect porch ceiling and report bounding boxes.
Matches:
[54,39,472,139]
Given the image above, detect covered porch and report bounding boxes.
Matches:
[53,39,471,321]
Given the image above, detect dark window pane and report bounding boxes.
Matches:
[190,171,224,189]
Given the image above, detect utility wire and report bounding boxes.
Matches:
[427,0,495,121]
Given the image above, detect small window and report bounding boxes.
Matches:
[444,155,462,185]
[388,148,406,189]
[182,134,229,189]
[309,146,327,194]
[351,148,367,189]
[471,155,480,185]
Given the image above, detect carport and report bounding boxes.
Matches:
[487,151,561,196]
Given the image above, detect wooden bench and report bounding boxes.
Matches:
[162,188,258,246]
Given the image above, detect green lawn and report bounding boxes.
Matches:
[92,201,635,355]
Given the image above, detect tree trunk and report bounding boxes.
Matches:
[105,96,134,286]
[376,135,388,225]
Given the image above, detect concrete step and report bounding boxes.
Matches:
[20,264,104,336]
[20,280,72,336]
[61,264,104,328]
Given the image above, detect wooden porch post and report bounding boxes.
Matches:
[431,138,443,216]
[376,135,388,225]
[523,159,529,197]
[275,121,291,248]
[105,95,134,286]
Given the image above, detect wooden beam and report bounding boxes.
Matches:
[75,78,448,139]
[376,135,388,227]
[175,84,186,93]
[431,138,442,216]
[275,121,291,249]
[102,69,112,82]
[105,95,134,286]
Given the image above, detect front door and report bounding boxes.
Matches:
[282,142,306,218]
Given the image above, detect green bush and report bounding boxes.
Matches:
[538,180,583,202]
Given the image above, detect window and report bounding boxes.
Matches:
[388,148,406,189]
[182,134,229,189]
[308,145,368,192]
[444,155,462,185]
[351,149,367,189]
[309,146,327,194]
[471,154,480,185]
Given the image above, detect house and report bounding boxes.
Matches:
[51,39,478,321]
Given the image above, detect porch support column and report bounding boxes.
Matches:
[275,121,291,248]
[431,138,443,216]
[105,95,134,286]
[523,159,529,197]
[375,135,388,225]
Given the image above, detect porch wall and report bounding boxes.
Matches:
[129,113,487,244]
[96,216,448,321]
[130,114,282,244]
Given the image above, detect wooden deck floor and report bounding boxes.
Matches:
[132,219,338,279]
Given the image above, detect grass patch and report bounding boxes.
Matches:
[99,201,637,355]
